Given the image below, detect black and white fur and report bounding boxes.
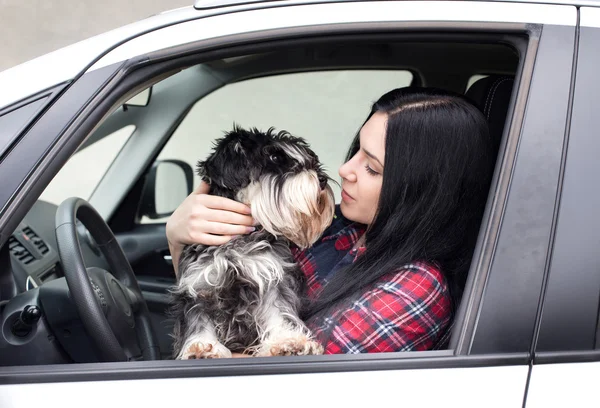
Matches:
[170,125,335,359]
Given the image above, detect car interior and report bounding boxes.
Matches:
[0,34,520,365]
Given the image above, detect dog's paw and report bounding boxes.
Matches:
[180,341,232,359]
[256,336,324,357]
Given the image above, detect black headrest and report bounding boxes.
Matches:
[465,75,514,150]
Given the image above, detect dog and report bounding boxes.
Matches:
[170,125,335,359]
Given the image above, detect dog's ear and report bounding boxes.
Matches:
[195,158,212,185]
[196,152,245,197]
[195,128,255,198]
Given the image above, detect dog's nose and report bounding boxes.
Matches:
[318,175,328,190]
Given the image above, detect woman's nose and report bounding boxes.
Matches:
[339,156,357,182]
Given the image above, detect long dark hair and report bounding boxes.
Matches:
[303,87,495,319]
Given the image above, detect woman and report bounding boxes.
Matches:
[166,87,495,354]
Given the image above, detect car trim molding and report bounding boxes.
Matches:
[0,352,528,384]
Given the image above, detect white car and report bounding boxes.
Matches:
[0,0,599,406]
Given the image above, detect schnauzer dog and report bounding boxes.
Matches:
[170,125,335,359]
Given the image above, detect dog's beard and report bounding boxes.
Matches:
[238,171,335,249]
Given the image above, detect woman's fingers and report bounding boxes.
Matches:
[167,181,257,247]
[193,220,255,237]
[203,208,255,227]
[202,194,251,215]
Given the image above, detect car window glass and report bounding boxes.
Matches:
[140,70,413,224]
[39,125,135,206]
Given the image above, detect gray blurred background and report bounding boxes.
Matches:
[0,0,190,72]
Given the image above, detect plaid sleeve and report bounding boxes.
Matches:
[315,262,452,354]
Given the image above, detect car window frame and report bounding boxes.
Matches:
[0,83,69,162]
[0,7,576,385]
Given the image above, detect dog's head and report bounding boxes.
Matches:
[197,125,335,249]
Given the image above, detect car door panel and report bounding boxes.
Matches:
[115,226,174,307]
[0,363,529,408]
[526,360,600,407]
[526,8,600,407]
[115,224,171,272]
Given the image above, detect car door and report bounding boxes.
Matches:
[0,1,576,406]
[524,6,600,407]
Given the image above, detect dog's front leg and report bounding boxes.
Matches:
[255,288,323,357]
[177,313,232,360]
[173,247,233,359]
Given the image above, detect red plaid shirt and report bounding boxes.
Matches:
[292,208,452,354]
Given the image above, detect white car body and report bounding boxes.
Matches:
[1,1,599,406]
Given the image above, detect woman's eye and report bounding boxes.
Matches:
[364,164,380,176]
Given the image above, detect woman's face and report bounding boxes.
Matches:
[338,111,387,225]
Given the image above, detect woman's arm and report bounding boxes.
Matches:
[312,262,452,354]
[165,181,255,277]
[167,240,184,277]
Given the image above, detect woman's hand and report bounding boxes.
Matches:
[166,181,255,275]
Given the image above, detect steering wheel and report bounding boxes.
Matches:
[55,197,160,362]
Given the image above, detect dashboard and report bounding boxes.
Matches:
[0,200,116,365]
[1,199,174,364]
[5,200,108,295]
[10,221,62,290]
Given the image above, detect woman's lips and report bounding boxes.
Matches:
[341,189,354,202]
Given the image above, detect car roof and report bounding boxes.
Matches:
[194,0,600,8]
[0,0,598,111]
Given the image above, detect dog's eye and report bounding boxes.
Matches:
[270,154,280,163]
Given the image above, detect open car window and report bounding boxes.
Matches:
[5,35,524,366]
[140,69,413,223]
